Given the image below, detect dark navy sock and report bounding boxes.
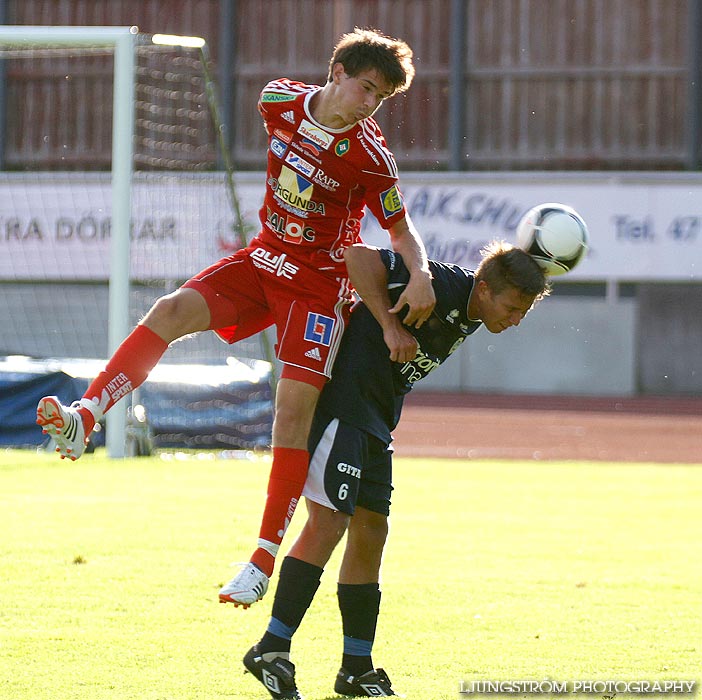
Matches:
[257,556,323,655]
[337,582,381,675]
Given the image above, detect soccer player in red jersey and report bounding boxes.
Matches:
[36,28,435,607]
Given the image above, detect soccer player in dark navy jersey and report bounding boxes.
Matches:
[315,247,483,446]
[243,242,550,698]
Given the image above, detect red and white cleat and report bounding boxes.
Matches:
[36,396,88,461]
[219,562,269,608]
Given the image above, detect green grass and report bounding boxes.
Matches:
[1,449,700,699]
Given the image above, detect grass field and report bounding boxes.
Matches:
[1,449,700,699]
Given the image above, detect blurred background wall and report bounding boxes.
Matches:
[3,0,697,172]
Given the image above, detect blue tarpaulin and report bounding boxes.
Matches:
[0,356,273,450]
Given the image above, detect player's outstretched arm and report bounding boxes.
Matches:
[386,213,436,328]
[344,245,418,363]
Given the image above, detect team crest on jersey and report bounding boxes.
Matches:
[335,138,350,156]
[304,313,335,346]
[298,119,334,150]
[380,185,404,219]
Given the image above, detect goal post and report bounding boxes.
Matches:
[0,27,274,457]
[108,28,136,459]
[0,26,136,457]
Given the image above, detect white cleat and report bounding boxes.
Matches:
[36,396,88,461]
[219,562,269,608]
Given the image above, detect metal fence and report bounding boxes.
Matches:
[0,0,697,171]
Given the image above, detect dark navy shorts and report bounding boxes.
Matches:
[303,411,393,516]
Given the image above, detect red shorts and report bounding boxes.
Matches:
[182,239,353,388]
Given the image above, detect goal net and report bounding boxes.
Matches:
[0,27,273,455]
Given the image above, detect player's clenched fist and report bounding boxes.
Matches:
[383,324,419,363]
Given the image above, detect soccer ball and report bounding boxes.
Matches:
[516,202,589,276]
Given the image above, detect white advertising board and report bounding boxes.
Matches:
[1,173,263,281]
[362,173,702,281]
[2,172,701,281]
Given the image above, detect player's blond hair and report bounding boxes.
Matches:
[476,240,551,302]
[328,27,415,95]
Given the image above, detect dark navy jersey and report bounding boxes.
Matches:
[316,249,483,443]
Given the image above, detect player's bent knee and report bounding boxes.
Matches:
[307,503,350,544]
[349,510,388,549]
[272,379,321,447]
[364,521,389,550]
[272,408,312,443]
[143,289,210,340]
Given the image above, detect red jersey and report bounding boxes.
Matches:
[255,78,407,276]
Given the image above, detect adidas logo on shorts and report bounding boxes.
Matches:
[304,347,322,361]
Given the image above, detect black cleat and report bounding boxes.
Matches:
[243,645,303,699]
[334,667,396,696]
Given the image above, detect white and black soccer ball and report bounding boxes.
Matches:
[516,202,589,276]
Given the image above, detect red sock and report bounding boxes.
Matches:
[79,325,169,433]
[250,447,309,577]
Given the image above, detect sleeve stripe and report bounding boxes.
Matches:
[359,120,399,178]
[262,79,310,97]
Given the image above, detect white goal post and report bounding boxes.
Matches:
[1,26,275,458]
[0,26,137,457]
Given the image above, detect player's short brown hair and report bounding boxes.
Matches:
[475,240,551,303]
[328,27,415,95]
